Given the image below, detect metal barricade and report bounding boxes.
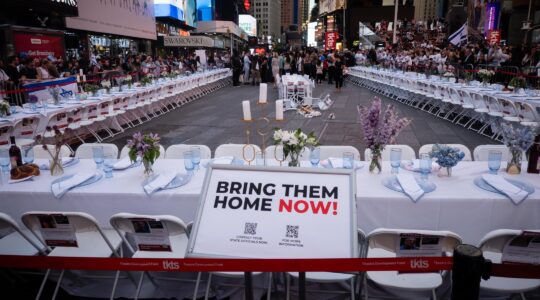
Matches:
[522,66,540,89]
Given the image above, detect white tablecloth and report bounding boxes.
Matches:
[0,69,230,133]
[1,159,538,245]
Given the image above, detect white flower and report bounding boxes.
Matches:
[125,75,132,81]
[281,131,292,143]
[101,80,111,88]
[273,129,283,141]
[288,135,299,146]
[300,132,307,140]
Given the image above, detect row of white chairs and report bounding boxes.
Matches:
[347,68,540,141]
[1,211,538,300]
[30,143,520,164]
[0,71,232,148]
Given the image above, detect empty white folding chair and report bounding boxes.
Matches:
[165,144,212,159]
[0,212,45,256]
[365,145,416,161]
[473,145,512,162]
[75,143,119,159]
[479,229,540,299]
[32,145,72,159]
[22,211,124,300]
[110,213,198,299]
[418,144,472,161]
[0,124,12,148]
[286,229,366,300]
[364,228,462,300]
[498,98,521,123]
[515,102,540,128]
[43,111,69,138]
[214,144,262,159]
[119,144,165,159]
[12,116,39,147]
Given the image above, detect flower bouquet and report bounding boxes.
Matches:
[101,80,112,94]
[127,132,161,177]
[139,75,153,87]
[84,83,100,96]
[477,69,495,85]
[35,126,73,176]
[124,75,133,89]
[0,100,10,117]
[499,123,536,174]
[358,97,411,173]
[47,85,61,105]
[429,144,465,177]
[273,128,318,167]
[508,76,526,93]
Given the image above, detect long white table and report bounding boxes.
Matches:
[0,69,230,133]
[1,159,538,245]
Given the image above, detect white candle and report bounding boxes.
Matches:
[76,75,80,83]
[82,75,86,82]
[79,69,83,76]
[242,100,252,121]
[259,83,267,103]
[275,100,284,120]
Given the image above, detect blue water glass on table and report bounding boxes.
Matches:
[184,151,194,174]
[103,154,115,178]
[390,148,402,174]
[488,150,502,174]
[92,146,104,170]
[10,105,17,115]
[343,152,354,169]
[310,147,320,167]
[255,151,265,166]
[191,146,201,170]
[0,149,10,184]
[23,147,34,164]
[419,153,431,182]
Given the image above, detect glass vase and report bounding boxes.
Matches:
[506,149,522,175]
[369,151,382,174]
[288,152,300,167]
[143,160,154,177]
[49,158,64,176]
[438,167,452,177]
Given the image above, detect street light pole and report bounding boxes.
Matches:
[392,0,399,45]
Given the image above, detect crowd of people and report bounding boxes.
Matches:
[229,49,358,92]
[0,50,229,87]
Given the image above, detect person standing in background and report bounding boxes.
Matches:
[334,56,344,92]
[327,55,335,84]
[271,52,280,87]
[232,50,242,86]
[243,52,251,85]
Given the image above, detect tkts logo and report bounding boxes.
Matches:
[410,259,429,269]
[162,260,180,270]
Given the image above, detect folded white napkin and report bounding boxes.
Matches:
[328,157,343,168]
[482,174,529,204]
[113,156,134,170]
[210,156,234,165]
[143,172,177,195]
[52,172,95,198]
[40,157,74,170]
[396,174,425,202]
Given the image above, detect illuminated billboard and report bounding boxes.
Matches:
[239,14,257,36]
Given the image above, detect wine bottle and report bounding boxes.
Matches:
[527,135,540,174]
[9,136,23,168]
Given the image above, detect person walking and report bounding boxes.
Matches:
[271,52,280,87]
[334,56,344,92]
[232,50,242,86]
[243,52,251,85]
[327,55,335,84]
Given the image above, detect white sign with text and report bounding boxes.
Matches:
[187,165,357,259]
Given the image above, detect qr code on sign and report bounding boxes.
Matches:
[244,222,257,235]
[286,225,299,238]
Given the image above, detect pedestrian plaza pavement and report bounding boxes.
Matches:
[107,80,495,153]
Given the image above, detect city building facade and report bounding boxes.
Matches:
[252,0,282,44]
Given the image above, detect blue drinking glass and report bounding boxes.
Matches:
[343,152,354,169]
[310,147,320,167]
[191,146,201,170]
[488,150,502,175]
[0,149,10,183]
[184,151,194,173]
[255,151,265,166]
[92,146,104,170]
[419,153,431,182]
[103,154,115,178]
[390,148,402,174]
[23,147,34,164]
